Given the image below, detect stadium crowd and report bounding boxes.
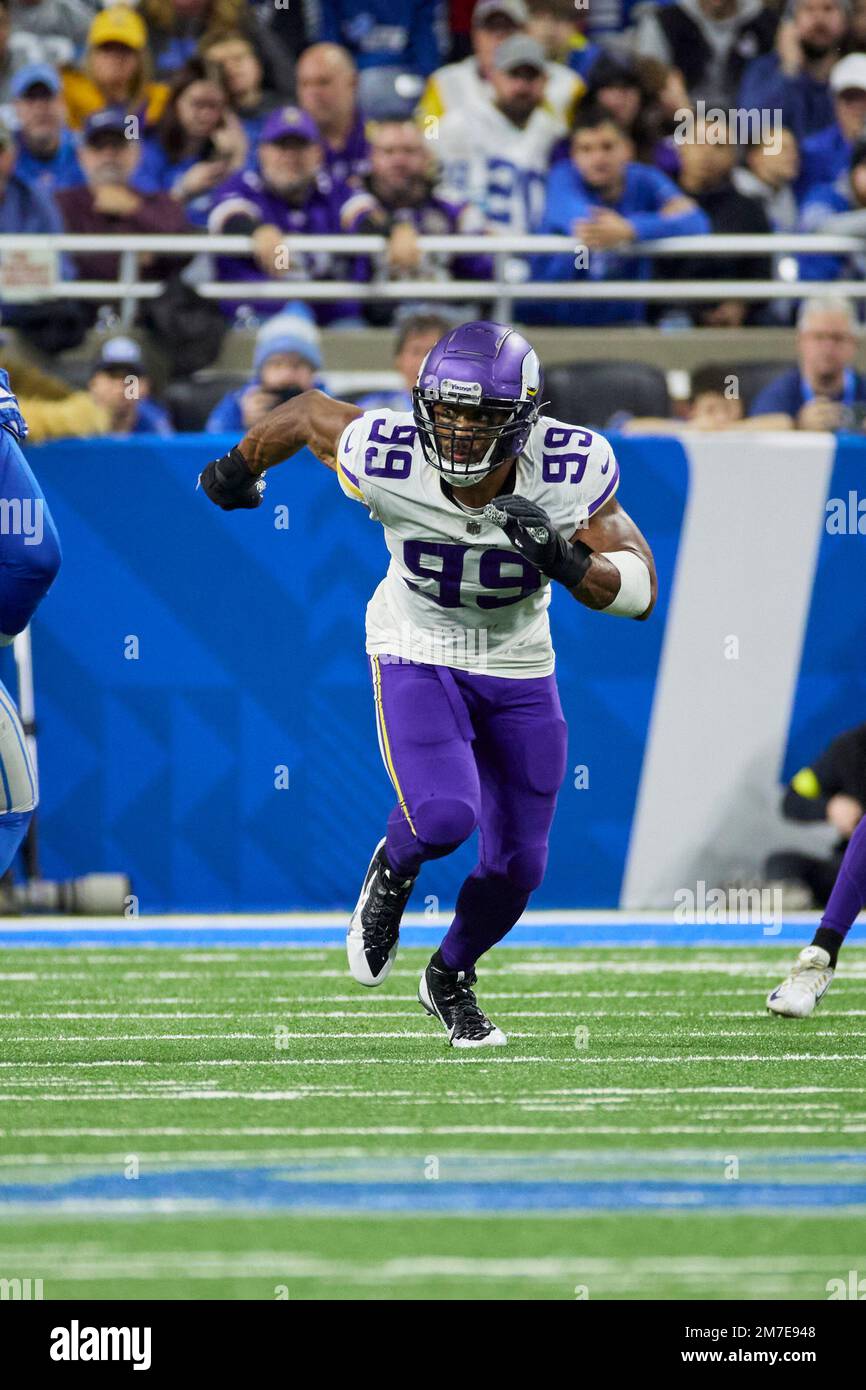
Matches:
[1,0,866,431]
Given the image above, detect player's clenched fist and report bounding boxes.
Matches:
[198,446,266,510]
[483,493,593,589]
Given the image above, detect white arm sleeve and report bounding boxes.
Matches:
[600,550,652,617]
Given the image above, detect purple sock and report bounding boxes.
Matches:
[821,815,866,940]
[439,868,530,973]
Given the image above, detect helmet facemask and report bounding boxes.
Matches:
[412,378,539,488]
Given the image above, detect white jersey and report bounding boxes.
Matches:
[420,54,583,129]
[335,409,620,679]
[436,101,567,235]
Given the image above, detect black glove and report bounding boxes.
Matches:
[483,493,593,589]
[198,445,265,510]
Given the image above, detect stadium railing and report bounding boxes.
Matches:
[2,232,865,326]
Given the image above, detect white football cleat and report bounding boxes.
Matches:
[347,838,416,987]
[767,945,834,1018]
[419,958,507,1047]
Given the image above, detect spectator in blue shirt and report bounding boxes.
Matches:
[738,0,849,142]
[10,63,83,195]
[205,308,324,433]
[0,114,63,234]
[317,2,448,116]
[583,51,683,178]
[87,337,174,436]
[135,57,248,227]
[526,105,710,326]
[798,136,866,280]
[796,52,866,202]
[748,297,866,428]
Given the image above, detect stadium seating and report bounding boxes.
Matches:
[543,361,671,429]
[710,361,796,414]
[164,372,249,432]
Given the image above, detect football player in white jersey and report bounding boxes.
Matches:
[200,321,656,1047]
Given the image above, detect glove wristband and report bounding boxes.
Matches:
[217,445,254,489]
[551,536,593,590]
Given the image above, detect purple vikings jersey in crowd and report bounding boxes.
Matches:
[320,110,372,187]
[208,167,369,325]
[341,184,494,282]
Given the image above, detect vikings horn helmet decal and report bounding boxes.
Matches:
[412,321,543,487]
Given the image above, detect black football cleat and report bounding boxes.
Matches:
[418,955,507,1047]
[347,838,416,986]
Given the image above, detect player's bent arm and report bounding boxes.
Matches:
[198,390,364,510]
[569,496,657,620]
[241,390,363,474]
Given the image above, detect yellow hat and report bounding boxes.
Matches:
[88,6,148,52]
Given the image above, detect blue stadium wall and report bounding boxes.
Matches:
[18,432,866,912]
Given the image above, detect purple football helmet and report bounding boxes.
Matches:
[412,321,543,487]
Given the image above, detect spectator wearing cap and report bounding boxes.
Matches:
[796,52,866,201]
[8,1,92,66]
[355,310,456,412]
[798,134,866,279]
[10,63,84,193]
[340,119,493,327]
[135,57,247,226]
[436,34,568,239]
[526,105,710,327]
[205,307,323,432]
[55,108,192,286]
[748,296,866,427]
[737,0,848,142]
[207,105,367,327]
[635,0,778,111]
[62,5,169,132]
[0,0,50,105]
[296,44,370,186]
[198,29,280,148]
[87,334,173,435]
[315,1,448,119]
[418,0,584,128]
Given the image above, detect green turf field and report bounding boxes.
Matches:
[1,944,865,1300]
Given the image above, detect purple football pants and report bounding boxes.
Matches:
[821,811,866,940]
[369,655,569,972]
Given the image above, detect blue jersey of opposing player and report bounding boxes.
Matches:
[0,370,62,871]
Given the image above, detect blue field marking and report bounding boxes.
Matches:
[0,918,821,948]
[1,1168,864,1212]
